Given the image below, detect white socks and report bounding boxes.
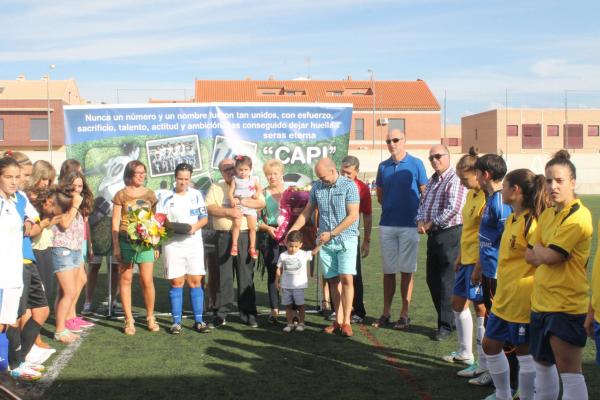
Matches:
[476,316,487,369]
[517,354,536,400]
[486,351,512,400]
[560,373,587,400]
[453,309,473,357]
[534,362,559,400]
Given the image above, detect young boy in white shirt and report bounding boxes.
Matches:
[276,230,313,332]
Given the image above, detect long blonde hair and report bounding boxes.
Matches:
[26,160,56,191]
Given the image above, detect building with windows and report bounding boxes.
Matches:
[0,75,83,151]
[462,108,600,154]
[194,78,443,152]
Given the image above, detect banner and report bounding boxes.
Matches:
[64,103,352,255]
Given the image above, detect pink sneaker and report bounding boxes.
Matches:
[75,317,95,328]
[65,318,83,333]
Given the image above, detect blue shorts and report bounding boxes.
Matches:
[530,311,587,364]
[51,247,83,273]
[485,312,529,345]
[319,236,358,279]
[453,264,483,302]
[594,320,600,365]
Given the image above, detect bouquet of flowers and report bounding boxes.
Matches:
[126,208,169,252]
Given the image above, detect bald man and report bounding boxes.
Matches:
[416,145,467,341]
[289,158,360,337]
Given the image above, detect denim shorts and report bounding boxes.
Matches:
[51,247,83,273]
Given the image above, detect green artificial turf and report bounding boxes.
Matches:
[39,196,600,400]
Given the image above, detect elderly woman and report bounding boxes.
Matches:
[258,159,286,323]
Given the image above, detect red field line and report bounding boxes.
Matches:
[359,324,433,400]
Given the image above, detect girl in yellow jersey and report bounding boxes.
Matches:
[442,149,488,377]
[525,150,592,400]
[481,169,549,400]
[584,222,600,366]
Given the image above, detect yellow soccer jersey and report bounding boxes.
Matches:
[493,211,537,323]
[460,189,486,265]
[530,199,592,314]
[591,221,600,322]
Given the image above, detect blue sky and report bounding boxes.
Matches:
[2,0,600,123]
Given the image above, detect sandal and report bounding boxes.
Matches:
[249,248,259,260]
[147,316,160,332]
[124,319,136,335]
[371,314,391,328]
[393,317,411,330]
[230,244,238,256]
[54,329,79,344]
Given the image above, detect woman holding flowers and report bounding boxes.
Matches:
[112,160,159,335]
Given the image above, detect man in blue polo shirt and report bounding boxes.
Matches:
[372,129,428,330]
[289,158,359,337]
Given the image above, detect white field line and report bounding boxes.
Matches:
[27,328,93,399]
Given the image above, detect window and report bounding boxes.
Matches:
[354,119,364,140]
[507,125,518,137]
[588,125,599,137]
[343,88,371,96]
[388,118,405,133]
[0,119,3,140]
[257,88,283,95]
[30,118,48,140]
[547,125,559,136]
[564,124,583,149]
[284,90,305,96]
[447,138,459,146]
[522,124,541,149]
[326,91,343,96]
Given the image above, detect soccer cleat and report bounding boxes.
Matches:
[469,371,493,386]
[169,323,182,335]
[442,351,475,365]
[458,362,487,377]
[9,363,42,381]
[193,322,211,333]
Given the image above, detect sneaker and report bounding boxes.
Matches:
[9,363,42,381]
[169,323,182,335]
[65,318,83,333]
[75,317,95,328]
[469,371,493,386]
[351,314,364,324]
[26,345,56,365]
[247,315,258,328]
[193,322,211,333]
[458,362,487,378]
[22,362,45,373]
[208,317,226,329]
[267,315,278,324]
[295,323,305,332]
[283,324,295,332]
[327,311,337,321]
[81,302,93,315]
[442,351,475,365]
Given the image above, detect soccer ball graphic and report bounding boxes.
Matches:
[283,173,313,189]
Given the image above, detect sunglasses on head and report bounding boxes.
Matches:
[385,137,402,145]
[428,153,448,162]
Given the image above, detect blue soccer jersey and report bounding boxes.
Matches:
[478,190,512,279]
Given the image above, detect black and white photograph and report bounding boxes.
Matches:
[146,135,202,177]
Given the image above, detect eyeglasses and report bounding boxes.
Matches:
[220,166,235,173]
[385,138,403,145]
[428,153,448,162]
[133,171,147,176]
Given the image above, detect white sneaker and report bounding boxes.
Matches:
[9,363,42,381]
[442,351,474,365]
[283,324,295,332]
[469,371,493,386]
[25,345,56,365]
[458,362,487,377]
[295,323,305,332]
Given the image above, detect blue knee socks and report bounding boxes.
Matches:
[190,287,204,323]
[169,287,184,324]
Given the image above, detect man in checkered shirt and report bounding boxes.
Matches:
[416,144,467,341]
[289,158,359,337]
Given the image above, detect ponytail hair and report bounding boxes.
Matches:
[456,147,479,172]
[504,168,551,218]
[545,149,576,179]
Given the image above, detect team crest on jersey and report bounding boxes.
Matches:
[518,326,526,336]
[469,205,476,216]
[510,234,517,249]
